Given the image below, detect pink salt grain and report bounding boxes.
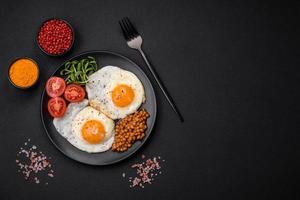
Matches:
[15,139,55,185]
[125,155,165,188]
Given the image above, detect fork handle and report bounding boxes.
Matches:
[138,48,184,122]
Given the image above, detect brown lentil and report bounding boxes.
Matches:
[112,109,149,152]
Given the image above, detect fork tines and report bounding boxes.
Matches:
[119,17,139,41]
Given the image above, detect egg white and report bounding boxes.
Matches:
[53,99,89,138]
[70,106,115,153]
[86,66,145,119]
[53,100,115,153]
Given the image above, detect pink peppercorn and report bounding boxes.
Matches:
[38,19,73,55]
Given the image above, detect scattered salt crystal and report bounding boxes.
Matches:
[124,155,165,188]
[15,139,55,185]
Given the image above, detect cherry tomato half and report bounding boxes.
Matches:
[46,76,66,97]
[47,97,67,118]
[64,84,86,103]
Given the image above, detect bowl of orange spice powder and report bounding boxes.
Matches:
[8,58,39,89]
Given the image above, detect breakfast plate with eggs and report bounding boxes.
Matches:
[41,51,156,165]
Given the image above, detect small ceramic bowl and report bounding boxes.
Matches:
[37,18,75,57]
[8,57,40,89]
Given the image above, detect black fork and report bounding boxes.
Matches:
[119,17,184,122]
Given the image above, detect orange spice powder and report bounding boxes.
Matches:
[9,58,39,88]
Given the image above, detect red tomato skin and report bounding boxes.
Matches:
[47,97,67,118]
[46,77,66,97]
[64,84,86,103]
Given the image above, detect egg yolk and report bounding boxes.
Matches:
[81,120,105,144]
[111,84,135,107]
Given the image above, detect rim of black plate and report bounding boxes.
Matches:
[40,50,157,166]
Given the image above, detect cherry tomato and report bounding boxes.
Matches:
[48,97,67,118]
[46,77,66,97]
[64,84,85,103]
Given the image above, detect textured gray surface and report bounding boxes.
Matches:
[0,0,299,199]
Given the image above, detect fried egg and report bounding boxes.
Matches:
[53,100,115,153]
[86,66,145,119]
[70,106,115,153]
[53,99,89,138]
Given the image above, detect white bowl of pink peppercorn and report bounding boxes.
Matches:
[37,18,75,56]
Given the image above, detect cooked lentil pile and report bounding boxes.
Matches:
[112,109,149,152]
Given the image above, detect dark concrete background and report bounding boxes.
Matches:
[0,0,299,199]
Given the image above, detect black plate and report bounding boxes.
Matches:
[41,50,157,165]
